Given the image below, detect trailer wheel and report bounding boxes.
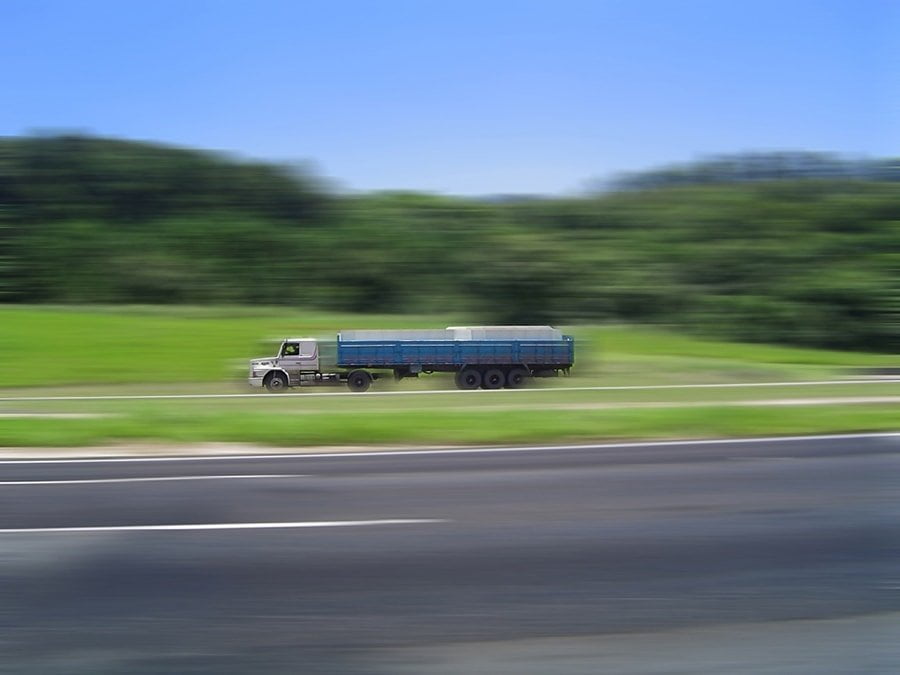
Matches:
[347,370,372,393]
[482,368,505,390]
[455,368,482,390]
[265,372,288,393]
[505,367,530,389]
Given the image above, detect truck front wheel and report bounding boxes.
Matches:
[265,372,289,393]
[347,370,372,393]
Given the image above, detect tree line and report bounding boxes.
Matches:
[1,134,897,352]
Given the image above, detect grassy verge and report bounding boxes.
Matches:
[0,403,897,448]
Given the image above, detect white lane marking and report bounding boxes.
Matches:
[0,519,448,534]
[734,396,900,406]
[0,413,113,419]
[0,379,897,402]
[1,432,897,464]
[388,396,900,413]
[0,474,306,485]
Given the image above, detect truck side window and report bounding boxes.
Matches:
[281,343,299,356]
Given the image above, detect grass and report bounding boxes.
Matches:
[0,403,896,448]
[0,305,896,448]
[590,325,893,366]
[0,305,894,391]
[0,305,462,388]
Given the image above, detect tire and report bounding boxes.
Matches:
[455,368,482,390]
[505,367,530,389]
[482,368,505,390]
[347,370,372,393]
[265,371,289,393]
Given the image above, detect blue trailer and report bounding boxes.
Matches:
[248,326,575,392]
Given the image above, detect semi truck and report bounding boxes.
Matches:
[248,326,575,392]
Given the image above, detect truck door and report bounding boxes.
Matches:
[277,340,320,382]
[298,340,319,371]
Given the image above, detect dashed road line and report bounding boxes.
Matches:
[0,474,306,485]
[0,519,449,534]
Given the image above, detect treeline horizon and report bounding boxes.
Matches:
[1,134,897,352]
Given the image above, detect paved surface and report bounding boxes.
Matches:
[0,435,898,673]
[1,377,898,401]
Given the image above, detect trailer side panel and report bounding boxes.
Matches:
[336,337,574,370]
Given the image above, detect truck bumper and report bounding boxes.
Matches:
[247,377,265,388]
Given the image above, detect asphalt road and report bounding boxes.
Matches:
[0,435,898,674]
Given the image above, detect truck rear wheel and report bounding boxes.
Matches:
[482,368,505,390]
[505,367,530,389]
[265,372,288,393]
[455,368,482,390]
[347,370,372,393]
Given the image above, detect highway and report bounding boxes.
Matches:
[0,434,898,673]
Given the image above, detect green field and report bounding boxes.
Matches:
[0,305,461,389]
[0,305,897,449]
[1,305,893,389]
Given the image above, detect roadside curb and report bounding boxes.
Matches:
[1,432,897,461]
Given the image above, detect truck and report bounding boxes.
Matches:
[248,326,575,392]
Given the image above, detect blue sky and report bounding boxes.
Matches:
[3,0,896,194]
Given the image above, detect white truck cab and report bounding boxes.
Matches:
[248,338,320,391]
